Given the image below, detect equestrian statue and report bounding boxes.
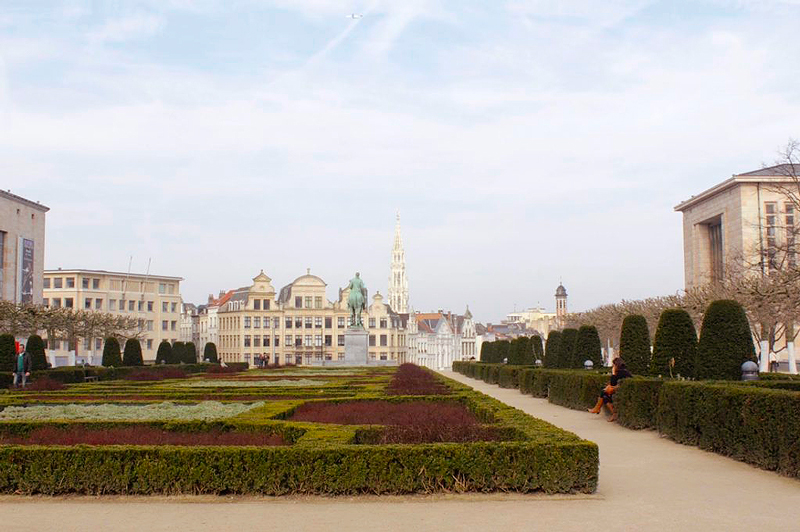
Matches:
[346,272,368,328]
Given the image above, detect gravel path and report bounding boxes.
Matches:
[1,370,799,532]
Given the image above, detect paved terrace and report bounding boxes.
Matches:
[1,370,799,532]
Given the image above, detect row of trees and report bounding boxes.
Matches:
[0,334,49,372]
[543,326,603,369]
[480,335,543,365]
[155,341,199,365]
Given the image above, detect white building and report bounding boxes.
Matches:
[407,309,476,370]
[0,190,49,305]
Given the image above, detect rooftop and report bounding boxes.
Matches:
[44,268,183,281]
[0,190,50,212]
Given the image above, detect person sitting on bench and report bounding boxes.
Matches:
[588,357,632,422]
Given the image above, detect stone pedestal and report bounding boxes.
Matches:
[344,328,369,366]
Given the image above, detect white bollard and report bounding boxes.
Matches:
[759,340,770,373]
[47,350,56,368]
[788,342,798,375]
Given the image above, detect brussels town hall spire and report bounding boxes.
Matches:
[388,212,409,313]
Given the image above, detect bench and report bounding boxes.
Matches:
[83,375,99,383]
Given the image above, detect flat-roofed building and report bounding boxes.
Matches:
[0,191,49,304]
[43,269,183,365]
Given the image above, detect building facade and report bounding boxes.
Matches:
[502,284,568,337]
[0,191,49,305]
[42,269,183,365]
[216,270,408,365]
[405,309,476,370]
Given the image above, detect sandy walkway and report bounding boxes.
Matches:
[1,370,799,531]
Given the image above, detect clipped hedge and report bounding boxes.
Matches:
[613,378,665,430]
[657,382,800,478]
[498,366,524,389]
[547,371,609,410]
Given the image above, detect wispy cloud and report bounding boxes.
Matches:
[87,13,165,44]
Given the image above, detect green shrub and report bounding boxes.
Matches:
[544,331,561,368]
[26,335,48,371]
[184,342,198,364]
[656,382,800,477]
[156,341,173,365]
[619,315,650,375]
[650,309,696,378]
[574,326,602,369]
[498,366,522,389]
[546,370,608,410]
[558,329,578,369]
[102,338,122,367]
[203,342,218,363]
[122,339,143,367]
[613,378,665,429]
[531,335,544,362]
[508,337,530,365]
[495,341,511,364]
[695,300,756,381]
[172,342,186,365]
[0,334,16,372]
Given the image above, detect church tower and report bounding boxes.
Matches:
[388,213,409,313]
[555,283,568,329]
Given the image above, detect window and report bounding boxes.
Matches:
[159,283,166,294]
[315,296,322,309]
[707,219,723,282]
[118,300,125,312]
[263,335,270,347]
[787,203,796,268]
[765,202,778,271]
[162,320,168,331]
[296,336,303,347]
[244,336,251,347]
[380,334,387,346]
[43,298,49,307]
[325,335,332,347]
[138,301,143,311]
[84,298,92,309]
[162,302,169,312]
[253,317,261,328]
[305,335,313,347]
[338,317,345,328]
[304,317,312,329]
[315,317,322,328]
[53,278,62,289]
[337,335,345,346]
[109,299,117,310]
[43,278,50,289]
[128,300,135,311]
[325,317,332,328]
[369,335,376,347]
[253,299,261,310]
[82,278,90,289]
[286,335,292,347]
[274,317,281,328]
[295,317,302,328]
[380,318,387,328]
[84,338,90,350]
[244,317,251,329]
[314,335,322,347]
[263,299,270,310]
[295,296,302,308]
[96,338,103,350]
[285,316,292,329]
[254,336,261,347]
[65,298,73,308]
[369,318,375,328]
[147,339,153,350]
[146,320,153,331]
[305,296,312,309]
[93,279,100,289]
[274,336,280,347]
[147,301,153,312]
[168,284,175,295]
[66,277,75,288]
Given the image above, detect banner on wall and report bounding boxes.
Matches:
[17,237,34,304]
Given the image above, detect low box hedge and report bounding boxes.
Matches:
[613,378,664,430]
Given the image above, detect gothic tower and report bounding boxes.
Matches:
[388,213,409,313]
[555,283,568,329]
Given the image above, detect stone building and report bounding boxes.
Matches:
[216,270,407,365]
[405,309,476,370]
[388,213,409,314]
[502,283,568,337]
[0,191,49,305]
[42,269,183,365]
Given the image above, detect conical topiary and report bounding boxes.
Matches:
[619,315,650,375]
[122,338,144,366]
[184,342,197,364]
[102,337,122,367]
[0,334,16,372]
[650,308,697,378]
[26,334,49,370]
[574,325,603,369]
[203,342,218,363]
[156,340,173,365]
[544,331,562,368]
[558,328,579,369]
[696,300,756,380]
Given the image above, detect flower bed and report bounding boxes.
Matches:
[175,379,327,388]
[0,401,264,421]
[385,363,450,395]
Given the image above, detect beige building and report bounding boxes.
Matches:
[504,283,569,336]
[43,269,183,365]
[0,191,49,305]
[217,270,407,365]
[675,164,797,289]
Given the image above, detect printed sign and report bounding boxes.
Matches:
[18,238,34,304]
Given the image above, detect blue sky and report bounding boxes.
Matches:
[3,0,800,322]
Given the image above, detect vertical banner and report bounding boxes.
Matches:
[17,237,34,304]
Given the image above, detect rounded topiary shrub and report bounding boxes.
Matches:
[531,335,544,362]
[203,342,218,363]
[650,308,697,378]
[26,334,49,370]
[0,333,16,372]
[102,337,122,367]
[122,338,144,367]
[184,342,197,364]
[171,342,186,365]
[619,315,650,375]
[574,325,603,369]
[156,340,173,365]
[558,328,578,369]
[696,299,756,380]
[507,337,530,365]
[544,331,562,368]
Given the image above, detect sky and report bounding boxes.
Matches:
[2,0,800,323]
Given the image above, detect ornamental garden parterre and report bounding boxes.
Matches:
[0,363,598,495]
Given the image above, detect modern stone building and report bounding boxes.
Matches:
[675,164,798,289]
[42,269,183,365]
[0,191,49,305]
[216,270,408,365]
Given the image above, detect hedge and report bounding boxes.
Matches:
[695,300,756,381]
[498,366,525,389]
[613,378,665,429]
[619,315,650,375]
[544,331,561,369]
[26,335,49,371]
